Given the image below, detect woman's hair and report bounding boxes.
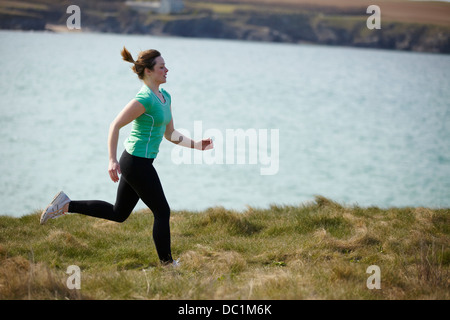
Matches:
[121,46,161,80]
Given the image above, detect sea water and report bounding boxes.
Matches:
[0,30,449,216]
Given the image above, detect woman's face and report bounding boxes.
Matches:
[147,56,168,84]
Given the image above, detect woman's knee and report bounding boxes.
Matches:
[114,216,128,223]
[153,203,170,221]
[112,207,133,223]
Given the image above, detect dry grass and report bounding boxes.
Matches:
[0,196,448,300]
[0,250,89,299]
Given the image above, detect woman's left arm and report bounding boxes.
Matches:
[164,107,213,151]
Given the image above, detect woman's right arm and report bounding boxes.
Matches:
[108,99,145,183]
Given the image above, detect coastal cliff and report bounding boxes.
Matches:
[140,12,450,53]
[1,0,449,54]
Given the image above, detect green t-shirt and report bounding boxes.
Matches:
[124,85,172,159]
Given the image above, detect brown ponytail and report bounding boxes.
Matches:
[121,46,161,80]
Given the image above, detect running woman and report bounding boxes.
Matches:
[40,47,213,266]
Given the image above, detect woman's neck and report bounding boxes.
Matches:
[143,78,160,93]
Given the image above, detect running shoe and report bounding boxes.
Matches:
[172,258,180,268]
[162,258,180,268]
[40,191,71,225]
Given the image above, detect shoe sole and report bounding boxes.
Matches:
[40,191,65,225]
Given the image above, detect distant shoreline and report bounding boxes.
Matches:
[1,1,449,54]
[45,24,78,33]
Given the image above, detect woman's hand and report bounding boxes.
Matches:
[195,138,214,151]
[108,159,121,183]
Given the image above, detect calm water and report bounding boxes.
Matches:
[0,30,449,217]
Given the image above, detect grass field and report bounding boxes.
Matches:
[0,196,448,300]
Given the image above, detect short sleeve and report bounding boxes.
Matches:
[135,90,151,111]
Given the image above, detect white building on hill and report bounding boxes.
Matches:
[125,0,184,15]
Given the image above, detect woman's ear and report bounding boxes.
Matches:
[144,67,152,76]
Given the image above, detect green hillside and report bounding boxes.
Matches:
[1,196,448,300]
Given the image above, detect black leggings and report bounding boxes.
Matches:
[68,150,172,263]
